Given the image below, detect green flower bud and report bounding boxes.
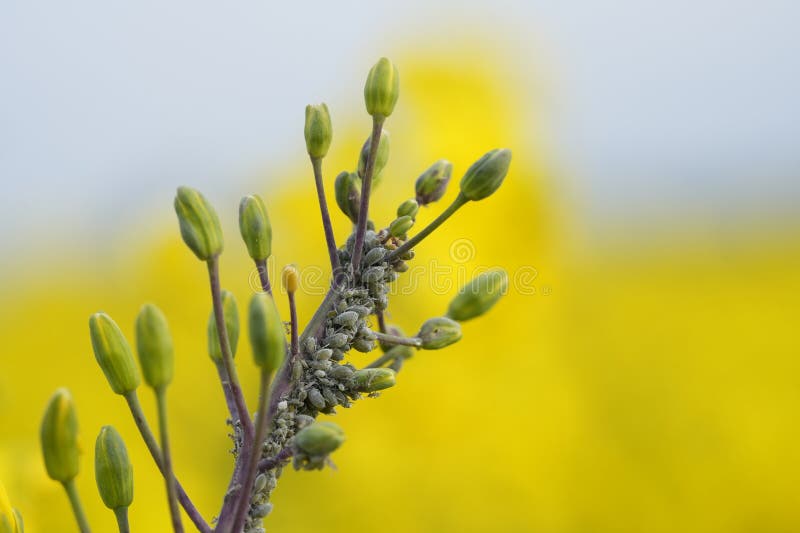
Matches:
[40,389,80,483]
[135,304,174,390]
[248,294,286,373]
[334,171,361,224]
[447,269,509,321]
[389,215,414,238]
[207,290,239,362]
[90,313,140,395]
[459,148,512,201]
[364,57,400,119]
[415,159,453,206]
[0,482,21,533]
[94,426,133,511]
[417,317,462,349]
[357,130,390,187]
[304,103,333,159]
[396,199,419,219]
[238,194,272,262]
[174,186,224,261]
[294,421,345,456]
[351,368,396,392]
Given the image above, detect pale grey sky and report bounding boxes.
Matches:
[1,0,798,255]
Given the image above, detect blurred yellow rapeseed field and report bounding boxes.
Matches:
[1,50,799,532]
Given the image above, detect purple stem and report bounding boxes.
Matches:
[350,118,384,273]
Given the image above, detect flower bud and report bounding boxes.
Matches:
[364,57,399,119]
[89,313,140,395]
[207,290,239,362]
[239,194,272,262]
[248,294,286,373]
[351,368,396,392]
[415,159,453,206]
[0,482,21,533]
[282,264,299,294]
[357,130,390,187]
[94,426,133,511]
[447,268,509,321]
[135,304,174,390]
[417,317,462,349]
[334,171,361,224]
[40,389,80,483]
[174,186,224,261]
[459,149,512,201]
[389,215,414,238]
[304,103,333,159]
[294,421,345,456]
[396,199,419,219]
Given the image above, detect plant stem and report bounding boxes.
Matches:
[207,257,254,443]
[372,331,422,348]
[255,258,272,294]
[156,388,184,533]
[376,309,387,333]
[257,446,294,473]
[288,291,299,357]
[365,351,397,369]
[113,508,130,533]
[62,479,91,533]
[214,360,240,428]
[231,370,274,533]
[123,392,212,533]
[311,156,342,280]
[350,118,384,273]
[386,192,469,262]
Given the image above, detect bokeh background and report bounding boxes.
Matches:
[2,1,799,531]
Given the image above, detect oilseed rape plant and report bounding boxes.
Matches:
[19,57,513,533]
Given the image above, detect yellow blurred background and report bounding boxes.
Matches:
[2,5,800,532]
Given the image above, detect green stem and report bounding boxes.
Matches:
[386,192,469,262]
[371,331,422,348]
[123,392,211,533]
[156,388,184,533]
[113,507,130,533]
[62,479,91,533]
[366,351,402,369]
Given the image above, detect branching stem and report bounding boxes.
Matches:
[372,331,422,348]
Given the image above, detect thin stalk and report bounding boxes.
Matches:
[255,258,272,295]
[207,257,254,442]
[123,392,211,533]
[231,370,274,533]
[311,156,341,278]
[386,192,469,262]
[62,479,91,533]
[376,309,387,334]
[288,291,299,357]
[113,508,130,533]
[214,360,240,427]
[156,388,184,533]
[366,350,403,369]
[372,331,422,348]
[350,118,384,272]
[257,446,294,473]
